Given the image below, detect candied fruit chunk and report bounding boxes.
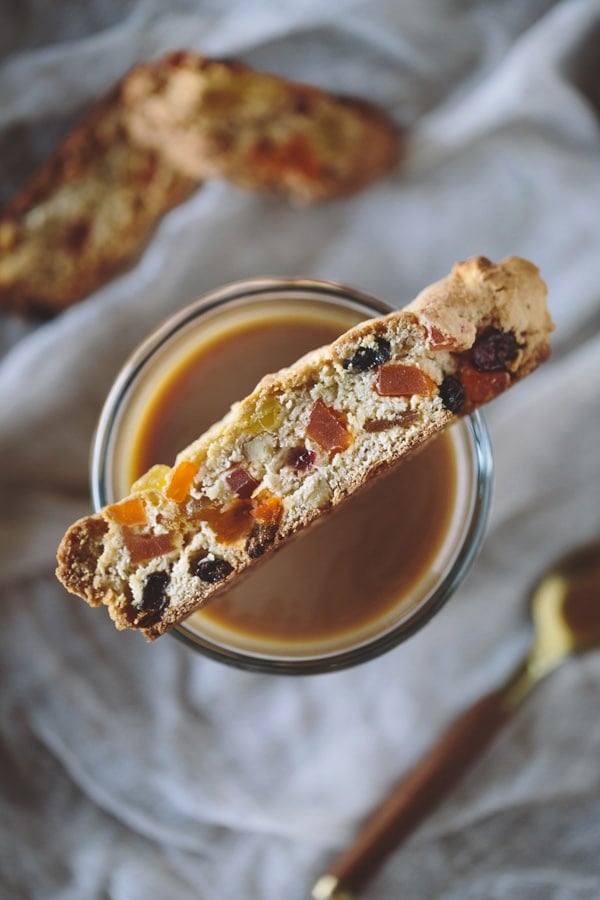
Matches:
[471,327,519,372]
[286,445,316,471]
[122,528,175,564]
[106,496,147,526]
[363,411,419,432]
[190,498,254,544]
[257,396,283,430]
[226,466,259,499]
[439,375,465,413]
[240,396,283,435]
[461,364,510,404]
[246,522,278,559]
[165,460,198,503]
[375,364,436,397]
[424,323,464,351]
[342,336,391,372]
[131,464,171,493]
[306,398,352,453]
[251,490,284,526]
[190,554,233,584]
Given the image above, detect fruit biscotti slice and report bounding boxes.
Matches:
[56,256,553,639]
[122,50,401,205]
[0,83,199,318]
[0,51,399,317]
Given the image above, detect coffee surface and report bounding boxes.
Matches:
[131,306,458,648]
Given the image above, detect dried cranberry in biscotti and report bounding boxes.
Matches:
[286,446,316,471]
[471,327,519,372]
[226,465,259,499]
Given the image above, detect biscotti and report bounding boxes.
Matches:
[0,52,400,317]
[122,50,401,204]
[56,256,553,639]
[0,84,199,318]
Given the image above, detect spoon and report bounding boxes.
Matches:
[311,540,600,900]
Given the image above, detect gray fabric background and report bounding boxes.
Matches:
[1,1,600,898]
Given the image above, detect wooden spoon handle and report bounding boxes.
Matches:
[313,691,512,898]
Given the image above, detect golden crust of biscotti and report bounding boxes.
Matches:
[122,50,401,204]
[408,256,553,360]
[0,84,199,318]
[56,256,554,639]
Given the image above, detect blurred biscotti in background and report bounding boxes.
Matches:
[122,51,401,205]
[0,84,198,319]
[0,51,401,319]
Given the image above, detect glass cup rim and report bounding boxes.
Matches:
[91,276,493,675]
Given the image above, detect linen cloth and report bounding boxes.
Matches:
[1,1,600,897]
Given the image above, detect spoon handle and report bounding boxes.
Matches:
[312,690,512,899]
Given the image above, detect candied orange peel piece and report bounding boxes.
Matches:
[460,364,510,404]
[106,496,147,526]
[375,364,436,397]
[131,464,171,493]
[122,528,175,563]
[165,460,198,503]
[306,398,352,453]
[251,490,284,525]
[192,499,254,544]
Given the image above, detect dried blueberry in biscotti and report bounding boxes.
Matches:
[190,554,234,584]
[439,374,466,413]
[342,336,391,372]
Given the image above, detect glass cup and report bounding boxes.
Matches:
[91,278,493,674]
